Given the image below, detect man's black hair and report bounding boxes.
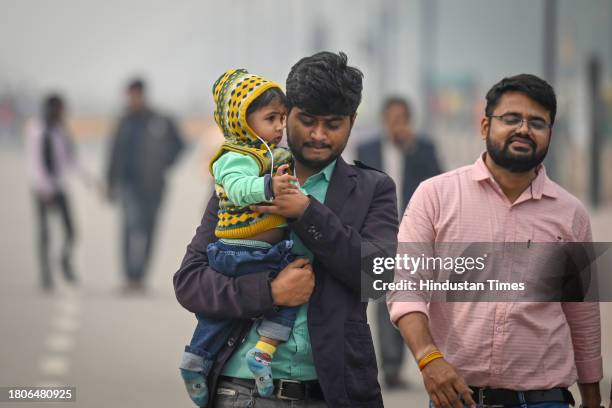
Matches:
[382,96,411,118]
[286,51,363,116]
[43,93,64,125]
[485,74,557,125]
[127,78,146,93]
[246,87,287,116]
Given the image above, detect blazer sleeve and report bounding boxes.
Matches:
[289,173,398,294]
[173,192,274,319]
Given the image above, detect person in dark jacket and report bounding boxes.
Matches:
[356,96,441,389]
[107,78,184,292]
[174,52,398,407]
[357,97,441,213]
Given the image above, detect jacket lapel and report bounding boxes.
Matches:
[324,156,357,216]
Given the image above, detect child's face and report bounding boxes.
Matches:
[246,99,287,145]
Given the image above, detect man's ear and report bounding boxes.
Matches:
[349,113,357,128]
[480,116,490,140]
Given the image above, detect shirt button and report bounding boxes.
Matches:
[494,368,501,375]
[227,338,235,347]
[496,326,503,333]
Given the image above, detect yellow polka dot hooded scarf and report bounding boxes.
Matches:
[209,68,292,238]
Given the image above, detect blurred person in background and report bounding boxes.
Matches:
[356,96,441,390]
[106,78,184,293]
[358,97,441,212]
[26,94,90,291]
[0,94,18,144]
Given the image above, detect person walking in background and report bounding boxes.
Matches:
[26,94,89,291]
[357,97,441,212]
[107,78,184,293]
[356,96,441,389]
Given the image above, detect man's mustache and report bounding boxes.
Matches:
[303,141,331,149]
[506,133,536,149]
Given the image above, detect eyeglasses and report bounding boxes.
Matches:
[488,113,552,132]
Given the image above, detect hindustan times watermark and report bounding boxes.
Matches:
[361,241,612,302]
[373,278,524,292]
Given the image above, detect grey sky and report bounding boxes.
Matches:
[0,0,609,119]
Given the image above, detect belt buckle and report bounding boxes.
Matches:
[276,379,301,401]
[478,388,503,408]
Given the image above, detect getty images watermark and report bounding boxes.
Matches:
[360,241,612,302]
[370,252,525,292]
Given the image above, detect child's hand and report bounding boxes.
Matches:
[273,164,298,197]
[275,164,293,177]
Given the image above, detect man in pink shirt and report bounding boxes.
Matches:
[388,74,603,408]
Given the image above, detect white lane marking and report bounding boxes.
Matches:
[45,334,75,353]
[39,355,69,377]
[37,288,82,382]
[56,300,81,317]
[35,381,64,388]
[53,315,80,333]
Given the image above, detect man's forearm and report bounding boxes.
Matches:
[173,193,274,318]
[397,311,438,360]
[173,250,273,318]
[397,311,477,408]
[578,382,601,408]
[562,302,603,384]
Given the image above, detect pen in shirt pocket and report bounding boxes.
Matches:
[528,236,564,248]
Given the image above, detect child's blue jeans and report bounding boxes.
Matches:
[180,239,298,375]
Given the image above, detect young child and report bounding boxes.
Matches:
[180,69,301,407]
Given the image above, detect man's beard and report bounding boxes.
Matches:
[287,130,344,171]
[486,130,549,173]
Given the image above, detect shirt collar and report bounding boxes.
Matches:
[302,159,337,185]
[471,152,558,199]
[471,152,492,182]
[319,159,337,182]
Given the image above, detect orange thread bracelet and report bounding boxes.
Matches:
[418,350,444,370]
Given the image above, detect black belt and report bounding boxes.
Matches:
[469,386,574,407]
[219,376,324,401]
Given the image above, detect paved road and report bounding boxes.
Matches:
[0,143,609,407]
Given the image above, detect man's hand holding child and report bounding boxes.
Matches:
[255,164,310,219]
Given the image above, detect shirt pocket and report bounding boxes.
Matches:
[518,228,576,301]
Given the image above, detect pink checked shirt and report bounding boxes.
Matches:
[388,153,603,390]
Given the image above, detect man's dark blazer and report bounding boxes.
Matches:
[173,156,398,407]
[356,136,441,212]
